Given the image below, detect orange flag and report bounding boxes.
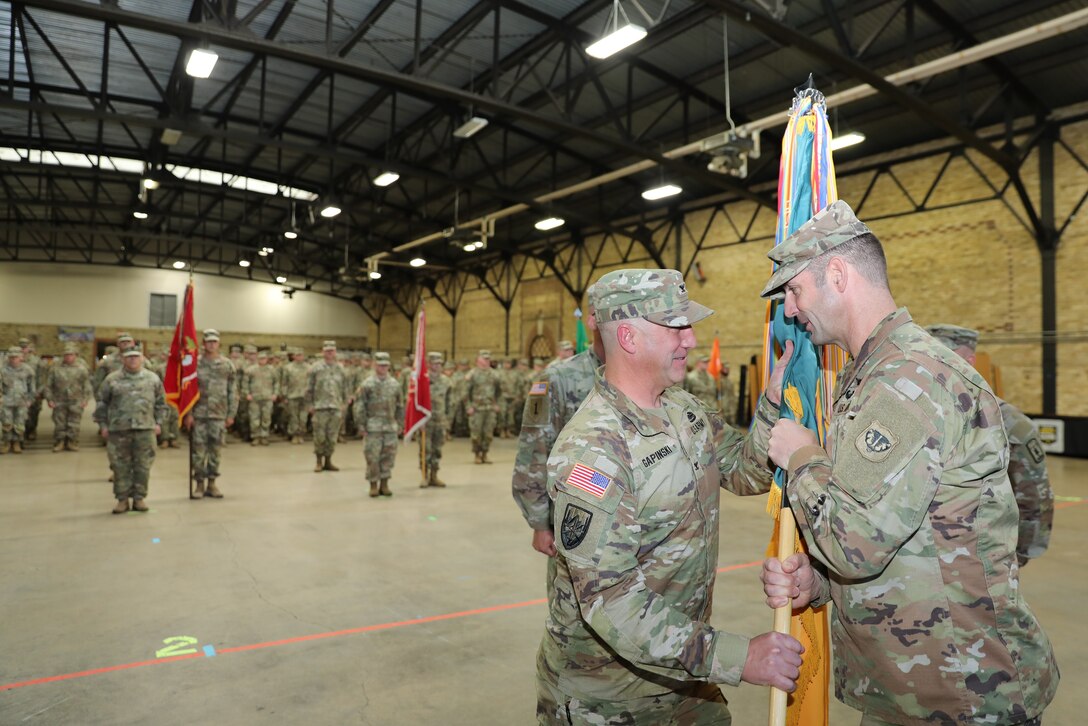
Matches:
[708,336,723,380]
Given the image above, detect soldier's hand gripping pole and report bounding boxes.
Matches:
[769,505,796,726]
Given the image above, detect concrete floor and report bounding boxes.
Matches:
[0,416,1084,725]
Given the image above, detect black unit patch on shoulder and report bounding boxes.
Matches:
[1026,437,1045,464]
[560,503,594,549]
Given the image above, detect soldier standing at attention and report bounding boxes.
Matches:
[282,347,310,444]
[927,323,1055,567]
[1,346,36,454]
[184,329,237,500]
[683,354,719,412]
[465,350,502,464]
[150,349,181,448]
[19,339,43,442]
[545,339,574,369]
[513,287,603,561]
[537,269,801,722]
[760,201,1058,725]
[94,332,134,393]
[719,359,738,426]
[450,358,471,438]
[356,352,403,497]
[44,342,94,451]
[307,340,352,473]
[95,347,165,514]
[244,350,279,446]
[421,351,450,488]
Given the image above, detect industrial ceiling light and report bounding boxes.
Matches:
[283,230,298,239]
[453,116,489,139]
[587,23,646,58]
[238,259,251,268]
[829,131,866,151]
[409,257,426,267]
[142,176,159,190]
[535,217,565,231]
[172,260,187,270]
[369,270,382,280]
[373,171,400,187]
[320,203,341,218]
[642,183,682,201]
[185,48,218,79]
[132,210,149,220]
[258,246,274,257]
[276,275,288,284]
[160,128,183,146]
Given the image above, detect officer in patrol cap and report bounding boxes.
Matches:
[537,268,801,723]
[760,200,1057,724]
[926,323,1054,568]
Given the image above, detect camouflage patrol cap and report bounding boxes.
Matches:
[243,343,258,354]
[257,349,268,359]
[926,324,980,353]
[360,351,372,360]
[7,345,22,356]
[203,329,220,341]
[443,361,455,370]
[105,345,119,354]
[373,351,391,365]
[591,268,713,328]
[18,337,30,346]
[427,352,444,363]
[760,199,872,299]
[122,346,142,358]
[518,358,529,366]
[558,340,574,352]
[322,340,336,351]
[478,350,491,359]
[63,343,79,354]
[458,358,469,365]
[117,333,134,344]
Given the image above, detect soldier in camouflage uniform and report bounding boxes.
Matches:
[683,354,719,412]
[421,351,450,488]
[450,359,471,438]
[356,351,403,497]
[95,347,166,514]
[307,340,352,472]
[94,333,134,393]
[538,269,802,723]
[149,349,181,448]
[927,323,1054,567]
[184,330,238,499]
[510,358,531,435]
[282,347,310,444]
[465,350,503,464]
[513,288,603,562]
[19,339,44,442]
[243,350,280,446]
[1,346,36,454]
[546,339,575,369]
[760,200,1058,725]
[43,343,94,451]
[719,361,738,426]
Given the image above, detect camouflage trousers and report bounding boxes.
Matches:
[468,406,497,454]
[234,398,250,440]
[364,430,397,480]
[108,429,156,499]
[191,418,226,481]
[342,404,358,437]
[51,401,85,442]
[159,410,179,442]
[248,399,274,438]
[421,420,445,470]
[312,409,341,457]
[510,396,526,435]
[286,398,306,437]
[2,404,28,442]
[859,716,1041,726]
[536,679,731,726]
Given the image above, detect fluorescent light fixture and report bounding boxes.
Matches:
[276,276,288,284]
[160,128,183,146]
[369,271,382,280]
[642,183,682,201]
[258,249,268,257]
[463,242,478,252]
[172,260,186,270]
[409,257,426,268]
[586,24,646,59]
[453,116,489,139]
[373,171,400,187]
[283,230,298,240]
[320,204,341,218]
[142,177,160,190]
[830,131,866,151]
[535,217,565,231]
[238,259,251,268]
[132,210,148,220]
[186,48,218,79]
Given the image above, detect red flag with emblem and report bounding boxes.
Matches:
[403,304,431,440]
[165,282,200,426]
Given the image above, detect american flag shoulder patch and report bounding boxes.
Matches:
[566,463,612,499]
[529,380,548,396]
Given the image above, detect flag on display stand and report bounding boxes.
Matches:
[164,281,200,426]
[403,304,432,441]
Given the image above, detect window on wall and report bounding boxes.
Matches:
[149,293,177,327]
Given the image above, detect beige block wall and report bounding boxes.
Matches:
[375,119,1088,416]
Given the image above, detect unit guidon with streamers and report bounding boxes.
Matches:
[566,463,612,499]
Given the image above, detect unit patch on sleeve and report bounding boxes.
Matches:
[1026,437,1045,464]
[855,420,899,463]
[560,503,594,549]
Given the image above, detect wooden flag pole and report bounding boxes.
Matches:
[769,506,797,726]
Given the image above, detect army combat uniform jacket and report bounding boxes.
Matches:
[192,356,238,421]
[541,370,778,700]
[999,399,1053,565]
[786,309,1058,724]
[94,368,166,431]
[512,349,601,532]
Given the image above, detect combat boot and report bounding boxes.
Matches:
[430,468,446,488]
[480,451,491,464]
[379,479,392,497]
[132,499,149,512]
[159,440,169,449]
[314,455,325,472]
[168,439,180,449]
[53,441,65,453]
[67,440,79,451]
[112,499,129,514]
[474,451,483,464]
[206,479,223,498]
[0,442,7,455]
[324,457,340,472]
[191,480,205,499]
[251,438,260,446]
[262,437,270,446]
[369,481,379,497]
[12,441,22,454]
